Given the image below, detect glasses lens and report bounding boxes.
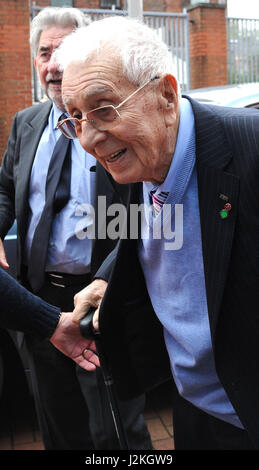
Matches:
[87,106,119,131]
[59,119,77,139]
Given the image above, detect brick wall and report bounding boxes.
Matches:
[74,0,99,7]
[29,1,187,12]
[164,0,186,12]
[188,3,227,89]
[30,0,100,5]
[0,0,32,159]
[144,0,166,11]
[143,0,188,12]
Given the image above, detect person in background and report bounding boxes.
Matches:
[0,8,151,450]
[56,16,259,450]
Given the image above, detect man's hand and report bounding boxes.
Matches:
[72,279,107,329]
[50,312,100,370]
[0,238,9,269]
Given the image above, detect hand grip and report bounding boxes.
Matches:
[79,307,100,339]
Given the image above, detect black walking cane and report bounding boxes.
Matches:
[80,307,129,450]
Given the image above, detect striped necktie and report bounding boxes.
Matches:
[150,189,169,216]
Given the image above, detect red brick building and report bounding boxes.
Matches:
[0,0,228,157]
[27,1,224,12]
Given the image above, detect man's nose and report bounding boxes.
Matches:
[47,56,59,74]
[79,121,107,153]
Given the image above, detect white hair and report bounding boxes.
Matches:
[55,16,179,92]
[30,7,91,57]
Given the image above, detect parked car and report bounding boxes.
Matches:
[185,83,259,109]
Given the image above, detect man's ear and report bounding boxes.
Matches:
[33,57,37,70]
[159,74,179,127]
[161,74,178,105]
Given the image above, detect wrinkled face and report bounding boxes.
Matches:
[62,51,180,184]
[34,25,74,110]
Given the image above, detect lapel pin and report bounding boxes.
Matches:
[219,193,229,202]
[220,203,232,219]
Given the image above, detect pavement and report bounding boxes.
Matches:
[0,379,174,450]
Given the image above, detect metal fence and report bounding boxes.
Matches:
[227,17,259,85]
[143,11,190,91]
[31,5,190,101]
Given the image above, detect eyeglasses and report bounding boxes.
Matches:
[57,77,158,139]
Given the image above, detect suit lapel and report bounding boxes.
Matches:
[189,98,240,342]
[197,162,239,342]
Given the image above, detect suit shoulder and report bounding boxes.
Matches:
[214,106,259,165]
[191,97,259,147]
[216,105,259,142]
[188,95,259,122]
[16,100,52,122]
[213,103,259,121]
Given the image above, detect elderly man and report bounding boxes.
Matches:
[55,16,259,450]
[0,8,151,450]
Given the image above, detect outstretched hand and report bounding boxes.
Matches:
[50,312,100,370]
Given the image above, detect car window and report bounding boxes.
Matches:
[245,102,259,109]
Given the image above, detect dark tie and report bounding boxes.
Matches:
[27,130,71,292]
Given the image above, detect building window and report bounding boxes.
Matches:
[51,0,74,6]
[100,0,122,9]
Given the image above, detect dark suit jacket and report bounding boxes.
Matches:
[0,100,128,282]
[96,98,259,447]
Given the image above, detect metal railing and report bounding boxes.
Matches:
[227,17,259,85]
[31,5,190,101]
[143,11,190,91]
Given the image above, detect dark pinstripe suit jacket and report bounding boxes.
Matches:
[97,97,259,446]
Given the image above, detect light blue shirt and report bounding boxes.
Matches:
[25,103,96,274]
[139,98,243,429]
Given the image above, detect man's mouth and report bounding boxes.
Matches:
[48,79,62,86]
[107,149,127,163]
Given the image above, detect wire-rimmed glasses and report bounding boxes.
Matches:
[57,77,158,139]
